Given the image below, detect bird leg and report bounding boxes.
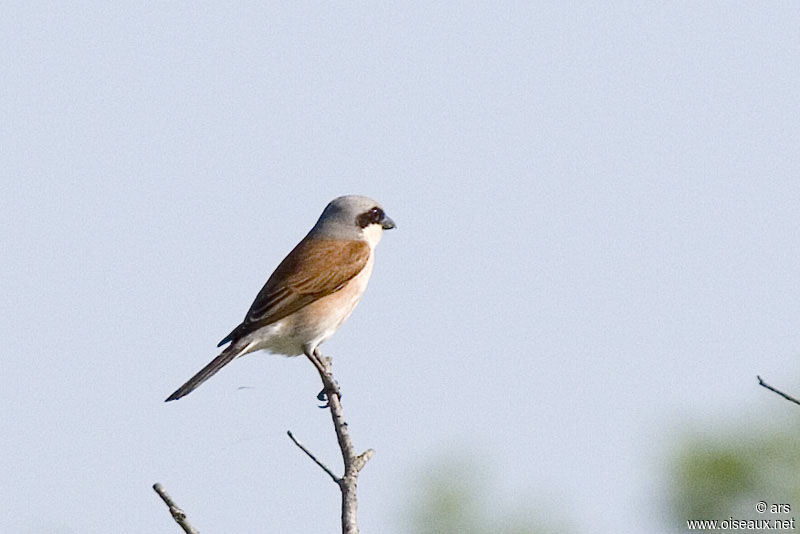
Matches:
[304,348,341,407]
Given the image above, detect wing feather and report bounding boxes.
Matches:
[217,239,370,346]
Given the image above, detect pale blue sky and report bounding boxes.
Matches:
[2,3,800,533]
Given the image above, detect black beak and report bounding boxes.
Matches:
[381,216,396,230]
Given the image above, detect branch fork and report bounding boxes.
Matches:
[155,350,372,534]
[288,349,374,534]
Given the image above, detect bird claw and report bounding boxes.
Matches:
[316,380,341,408]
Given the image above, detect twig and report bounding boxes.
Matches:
[289,349,374,534]
[152,483,199,534]
[757,375,800,407]
[287,430,339,483]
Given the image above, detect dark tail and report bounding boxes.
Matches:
[165,345,242,402]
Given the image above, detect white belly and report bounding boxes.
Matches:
[241,254,375,357]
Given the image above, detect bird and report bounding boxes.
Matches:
[165,195,395,402]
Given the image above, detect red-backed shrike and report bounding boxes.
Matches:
[166,195,395,401]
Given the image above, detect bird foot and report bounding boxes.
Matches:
[316,380,341,408]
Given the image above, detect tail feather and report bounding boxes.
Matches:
[165,346,243,402]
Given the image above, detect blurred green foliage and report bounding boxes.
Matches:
[669,413,800,526]
[404,397,800,533]
[405,458,568,534]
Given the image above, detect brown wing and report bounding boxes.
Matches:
[217,239,370,346]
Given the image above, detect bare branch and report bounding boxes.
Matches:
[154,349,373,534]
[353,448,375,472]
[757,375,800,406]
[303,348,374,534]
[287,430,340,483]
[152,483,199,534]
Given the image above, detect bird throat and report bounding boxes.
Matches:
[361,223,383,248]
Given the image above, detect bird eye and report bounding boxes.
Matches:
[356,207,384,228]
